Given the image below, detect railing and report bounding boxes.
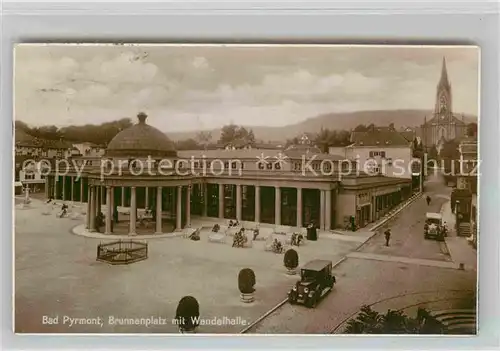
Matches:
[96,240,148,265]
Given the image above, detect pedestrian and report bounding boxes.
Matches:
[426,196,431,205]
[384,229,391,246]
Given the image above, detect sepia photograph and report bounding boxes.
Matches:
[13,44,479,334]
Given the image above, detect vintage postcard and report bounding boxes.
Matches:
[14,44,479,334]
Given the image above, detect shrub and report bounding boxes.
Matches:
[238,268,256,294]
[175,296,200,330]
[344,305,445,334]
[284,249,299,270]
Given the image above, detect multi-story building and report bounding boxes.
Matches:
[45,113,414,234]
[457,136,478,194]
[329,126,414,180]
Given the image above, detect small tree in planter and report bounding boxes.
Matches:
[175,296,200,333]
[238,268,256,303]
[284,249,299,275]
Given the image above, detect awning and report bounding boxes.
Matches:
[14,181,23,187]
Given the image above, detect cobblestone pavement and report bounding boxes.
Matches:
[245,176,477,334]
[15,199,360,334]
[359,174,451,262]
[247,258,476,333]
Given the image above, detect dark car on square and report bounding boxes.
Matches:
[288,259,336,308]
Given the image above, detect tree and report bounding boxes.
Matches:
[175,138,202,150]
[314,127,333,153]
[16,117,134,146]
[175,296,200,332]
[428,145,439,161]
[14,120,30,132]
[344,305,445,334]
[284,249,299,274]
[196,131,212,150]
[218,124,239,144]
[238,268,256,302]
[218,124,255,145]
[440,139,460,172]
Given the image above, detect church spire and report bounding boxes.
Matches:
[438,56,450,88]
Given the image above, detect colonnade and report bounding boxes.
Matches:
[48,175,337,233]
[85,184,191,235]
[213,184,333,230]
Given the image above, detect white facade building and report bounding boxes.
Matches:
[329,127,414,179]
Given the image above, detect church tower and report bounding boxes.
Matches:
[421,56,467,150]
[435,57,452,118]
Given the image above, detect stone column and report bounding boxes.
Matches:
[86,186,91,229]
[53,177,58,199]
[297,187,303,228]
[176,186,182,231]
[89,186,96,232]
[155,186,163,234]
[145,187,149,209]
[100,186,105,205]
[62,176,66,201]
[121,186,125,207]
[236,184,242,221]
[254,185,261,223]
[44,177,49,199]
[105,186,112,234]
[202,183,208,217]
[218,184,224,219]
[275,186,281,226]
[70,176,75,202]
[129,186,137,235]
[325,189,332,231]
[186,185,191,228]
[96,187,102,215]
[320,190,326,230]
[80,178,84,202]
[110,186,115,225]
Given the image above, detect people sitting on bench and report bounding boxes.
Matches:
[59,203,68,218]
[189,230,200,241]
[271,238,283,253]
[212,224,220,232]
[291,232,303,246]
[232,229,247,247]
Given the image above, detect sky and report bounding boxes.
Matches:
[14,44,479,132]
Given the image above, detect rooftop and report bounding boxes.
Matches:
[350,127,411,147]
[106,113,177,158]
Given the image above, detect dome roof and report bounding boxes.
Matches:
[106,113,177,158]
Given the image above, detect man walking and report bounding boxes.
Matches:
[384,228,391,247]
[426,196,431,206]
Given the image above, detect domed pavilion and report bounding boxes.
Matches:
[84,112,201,235]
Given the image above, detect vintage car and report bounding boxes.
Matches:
[288,259,336,308]
[424,212,444,241]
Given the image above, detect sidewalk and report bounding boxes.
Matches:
[441,200,477,271]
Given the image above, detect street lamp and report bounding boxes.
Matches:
[455,200,461,234]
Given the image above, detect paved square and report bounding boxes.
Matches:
[15,200,360,333]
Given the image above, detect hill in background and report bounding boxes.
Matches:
[166,109,477,142]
